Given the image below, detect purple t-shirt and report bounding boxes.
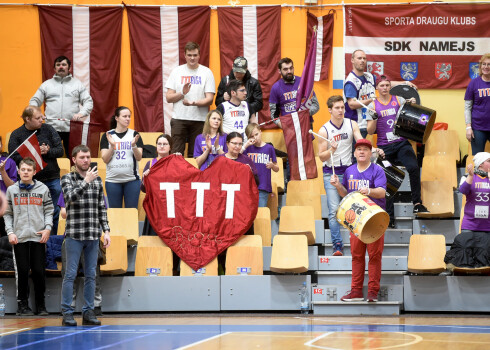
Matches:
[370,95,406,146]
[243,143,277,193]
[342,162,387,209]
[0,156,17,193]
[464,77,490,131]
[269,76,305,116]
[460,176,490,232]
[193,133,228,170]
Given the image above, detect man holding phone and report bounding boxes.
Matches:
[61,145,110,326]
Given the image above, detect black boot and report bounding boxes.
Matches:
[37,303,49,316]
[82,309,101,326]
[94,306,103,316]
[16,300,34,316]
[62,313,77,326]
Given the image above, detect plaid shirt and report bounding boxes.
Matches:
[61,172,109,240]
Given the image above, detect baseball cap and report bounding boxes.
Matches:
[376,74,391,88]
[354,138,372,150]
[233,56,248,74]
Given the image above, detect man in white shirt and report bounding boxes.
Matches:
[165,42,216,157]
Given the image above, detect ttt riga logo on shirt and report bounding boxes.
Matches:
[181,76,202,85]
[247,153,270,164]
[348,178,370,191]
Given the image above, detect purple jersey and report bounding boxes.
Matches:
[460,176,490,232]
[372,95,406,146]
[342,162,387,209]
[269,77,301,116]
[464,77,490,131]
[193,133,228,170]
[0,156,17,193]
[243,143,277,193]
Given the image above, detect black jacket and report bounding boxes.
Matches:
[215,70,263,115]
[8,124,63,182]
[444,231,490,268]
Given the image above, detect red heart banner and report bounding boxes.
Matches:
[143,155,259,271]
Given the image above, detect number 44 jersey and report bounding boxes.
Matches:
[220,101,251,137]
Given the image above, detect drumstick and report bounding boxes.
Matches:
[309,130,335,175]
[354,98,377,113]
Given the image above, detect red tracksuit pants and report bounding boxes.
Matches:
[350,232,384,294]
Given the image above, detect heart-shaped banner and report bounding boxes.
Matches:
[143,155,259,271]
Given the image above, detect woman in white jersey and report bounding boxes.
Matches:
[100,106,144,208]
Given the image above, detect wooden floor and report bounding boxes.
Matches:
[1,314,490,349]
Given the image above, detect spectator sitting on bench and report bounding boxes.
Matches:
[445,152,490,269]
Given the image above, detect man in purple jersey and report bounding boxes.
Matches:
[344,50,416,138]
[330,138,387,302]
[269,57,319,128]
[366,76,428,228]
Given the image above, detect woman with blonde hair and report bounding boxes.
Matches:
[193,109,227,170]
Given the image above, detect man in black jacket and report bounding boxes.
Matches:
[215,56,263,116]
[8,106,63,235]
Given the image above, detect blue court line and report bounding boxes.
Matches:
[91,331,159,350]
[2,325,107,350]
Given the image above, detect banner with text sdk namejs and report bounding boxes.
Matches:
[344,4,490,88]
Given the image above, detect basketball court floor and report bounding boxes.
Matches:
[1,314,490,349]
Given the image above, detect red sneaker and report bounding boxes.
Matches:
[367,291,378,302]
[333,249,343,256]
[340,290,364,302]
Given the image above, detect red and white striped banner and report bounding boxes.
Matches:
[280,110,317,181]
[306,11,334,82]
[127,6,211,133]
[38,6,122,154]
[217,6,281,129]
[344,4,490,89]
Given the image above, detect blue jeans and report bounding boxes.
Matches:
[106,179,141,208]
[323,173,343,247]
[43,178,61,235]
[258,190,269,207]
[471,129,490,155]
[61,237,99,314]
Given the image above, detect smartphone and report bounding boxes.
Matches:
[90,162,98,170]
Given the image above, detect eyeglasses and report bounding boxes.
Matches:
[237,88,247,92]
[229,142,243,146]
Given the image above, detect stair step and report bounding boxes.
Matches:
[318,256,407,271]
[312,301,402,315]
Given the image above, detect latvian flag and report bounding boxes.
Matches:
[217,6,281,129]
[306,11,334,82]
[38,6,123,155]
[127,6,211,133]
[280,110,318,181]
[16,133,47,173]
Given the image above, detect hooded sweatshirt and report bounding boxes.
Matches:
[4,180,54,243]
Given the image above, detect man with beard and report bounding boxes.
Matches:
[60,145,110,327]
[215,56,263,116]
[29,56,93,157]
[269,57,319,128]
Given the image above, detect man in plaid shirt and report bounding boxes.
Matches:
[60,145,110,326]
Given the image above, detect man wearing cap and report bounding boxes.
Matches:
[344,50,416,138]
[366,75,428,227]
[269,57,319,128]
[330,138,387,302]
[215,56,263,116]
[166,41,216,157]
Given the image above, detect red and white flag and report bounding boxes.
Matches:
[280,110,317,181]
[127,6,211,133]
[306,11,334,82]
[69,120,104,159]
[217,6,281,129]
[15,133,47,173]
[38,6,123,153]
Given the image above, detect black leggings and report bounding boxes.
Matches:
[13,241,46,304]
